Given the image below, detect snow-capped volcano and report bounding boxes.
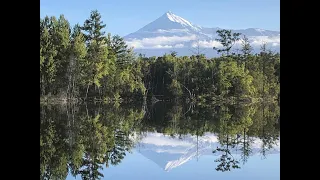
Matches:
[165,11,202,31]
[124,11,280,57]
[140,11,201,32]
[125,11,203,40]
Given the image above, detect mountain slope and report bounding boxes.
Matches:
[125,11,202,39]
[124,11,280,57]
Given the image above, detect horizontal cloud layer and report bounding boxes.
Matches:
[191,40,223,48]
[126,35,280,49]
[126,35,197,49]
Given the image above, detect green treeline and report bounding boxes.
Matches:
[40,104,144,179]
[40,102,279,179]
[40,10,280,102]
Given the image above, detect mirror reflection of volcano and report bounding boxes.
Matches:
[41,102,280,179]
[135,132,280,172]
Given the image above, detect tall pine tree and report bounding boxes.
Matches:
[81,10,110,99]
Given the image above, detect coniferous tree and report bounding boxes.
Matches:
[213,29,241,56]
[68,24,87,98]
[81,10,110,99]
[40,11,279,102]
[40,16,58,96]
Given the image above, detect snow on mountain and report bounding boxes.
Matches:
[165,11,201,32]
[124,11,280,57]
[125,11,201,38]
[134,132,280,172]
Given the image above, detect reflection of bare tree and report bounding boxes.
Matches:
[134,132,148,152]
[259,104,280,159]
[40,101,280,178]
[239,128,253,164]
[259,127,279,159]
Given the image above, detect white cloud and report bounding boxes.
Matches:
[192,40,223,48]
[156,29,189,33]
[126,35,280,49]
[174,44,184,48]
[126,41,145,49]
[250,36,280,46]
[192,35,280,49]
[126,35,197,49]
[152,45,173,49]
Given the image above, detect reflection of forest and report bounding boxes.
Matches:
[40,102,280,179]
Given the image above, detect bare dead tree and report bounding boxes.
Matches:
[189,37,207,57]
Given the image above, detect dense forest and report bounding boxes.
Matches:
[40,10,280,103]
[40,102,280,179]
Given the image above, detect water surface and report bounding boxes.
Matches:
[40,102,280,180]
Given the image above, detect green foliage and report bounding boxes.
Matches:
[40,101,279,178]
[81,10,106,43]
[40,11,280,103]
[40,11,280,179]
[40,103,146,179]
[213,29,241,55]
[40,17,58,95]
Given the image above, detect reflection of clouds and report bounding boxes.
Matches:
[141,133,192,147]
[202,134,219,143]
[155,149,186,154]
[139,132,280,151]
[136,132,280,171]
[156,29,190,33]
[252,138,280,150]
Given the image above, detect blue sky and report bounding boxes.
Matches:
[40,0,280,36]
[67,152,280,180]
[66,132,280,180]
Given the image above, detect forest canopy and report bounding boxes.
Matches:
[40,10,280,103]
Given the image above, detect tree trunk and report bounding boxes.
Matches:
[85,84,90,100]
[180,83,192,100]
